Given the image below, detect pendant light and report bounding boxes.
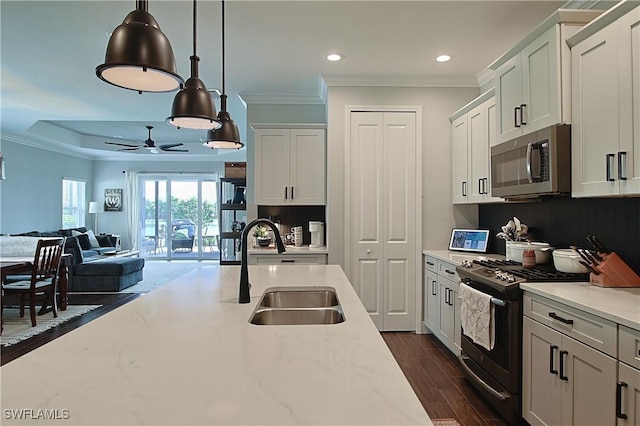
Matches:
[167,0,221,130]
[203,0,244,149]
[96,0,184,93]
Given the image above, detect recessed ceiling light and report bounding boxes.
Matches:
[327,53,342,62]
[436,55,451,63]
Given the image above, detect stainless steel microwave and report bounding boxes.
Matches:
[491,124,571,199]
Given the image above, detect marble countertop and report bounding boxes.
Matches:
[0,265,431,426]
[248,245,329,255]
[521,282,640,331]
[423,249,504,264]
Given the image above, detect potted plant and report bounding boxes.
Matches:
[252,225,272,247]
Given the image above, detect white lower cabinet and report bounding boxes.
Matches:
[523,292,621,426]
[619,325,640,425]
[423,255,461,355]
[248,253,327,265]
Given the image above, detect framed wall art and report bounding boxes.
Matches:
[104,188,123,212]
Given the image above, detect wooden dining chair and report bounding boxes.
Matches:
[2,238,66,327]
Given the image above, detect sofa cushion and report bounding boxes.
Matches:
[59,227,87,237]
[75,257,144,276]
[75,233,93,250]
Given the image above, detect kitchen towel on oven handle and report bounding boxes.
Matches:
[459,283,495,351]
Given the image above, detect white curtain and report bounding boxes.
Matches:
[125,171,140,251]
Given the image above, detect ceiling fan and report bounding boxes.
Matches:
[105,125,189,153]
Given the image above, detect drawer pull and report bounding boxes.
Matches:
[281,259,295,263]
[616,382,628,419]
[444,269,455,275]
[559,350,568,381]
[426,261,435,266]
[548,312,574,325]
[549,345,558,375]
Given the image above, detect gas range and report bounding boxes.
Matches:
[457,258,588,294]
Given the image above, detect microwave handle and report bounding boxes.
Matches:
[526,143,541,183]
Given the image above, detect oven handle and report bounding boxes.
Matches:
[458,355,510,401]
[490,297,507,307]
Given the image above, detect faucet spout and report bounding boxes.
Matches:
[239,218,286,303]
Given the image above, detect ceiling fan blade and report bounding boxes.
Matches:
[161,148,189,152]
[119,147,141,151]
[105,141,140,148]
[159,143,183,149]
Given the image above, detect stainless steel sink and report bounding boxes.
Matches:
[249,307,345,325]
[249,286,345,325]
[258,286,339,308]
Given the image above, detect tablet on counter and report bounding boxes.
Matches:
[448,229,490,253]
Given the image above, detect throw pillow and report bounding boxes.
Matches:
[86,229,100,248]
[75,234,92,250]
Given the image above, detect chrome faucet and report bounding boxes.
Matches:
[239,218,286,303]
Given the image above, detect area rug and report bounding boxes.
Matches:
[120,260,207,293]
[1,305,101,347]
[432,419,461,426]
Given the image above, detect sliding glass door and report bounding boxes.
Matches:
[140,174,218,260]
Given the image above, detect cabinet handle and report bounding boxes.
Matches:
[520,104,527,125]
[291,186,295,199]
[462,181,467,197]
[281,259,295,263]
[444,269,455,275]
[426,261,435,266]
[616,382,628,419]
[478,178,483,195]
[448,289,454,306]
[549,345,558,375]
[606,154,616,182]
[514,106,521,128]
[484,178,489,195]
[548,312,574,325]
[431,280,437,296]
[444,288,450,305]
[618,151,628,180]
[284,187,288,199]
[559,350,568,381]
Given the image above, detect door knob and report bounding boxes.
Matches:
[367,249,371,254]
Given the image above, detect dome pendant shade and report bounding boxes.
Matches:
[203,96,243,149]
[167,58,221,130]
[96,6,183,92]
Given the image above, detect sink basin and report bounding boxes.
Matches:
[250,286,345,325]
[258,286,339,308]
[249,307,345,325]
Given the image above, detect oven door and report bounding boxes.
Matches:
[458,280,521,393]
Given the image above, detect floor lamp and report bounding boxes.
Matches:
[89,201,99,233]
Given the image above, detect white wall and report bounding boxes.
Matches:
[326,86,480,268]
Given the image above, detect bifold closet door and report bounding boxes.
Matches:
[349,111,417,331]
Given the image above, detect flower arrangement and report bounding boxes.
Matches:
[496,217,530,241]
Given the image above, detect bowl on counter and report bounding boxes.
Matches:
[508,242,553,264]
[552,249,590,273]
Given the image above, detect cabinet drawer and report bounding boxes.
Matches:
[620,325,640,370]
[424,255,437,273]
[523,293,617,357]
[438,260,459,281]
[250,254,327,265]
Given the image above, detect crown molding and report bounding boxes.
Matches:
[1,131,94,160]
[238,93,324,105]
[320,73,479,88]
[476,67,495,90]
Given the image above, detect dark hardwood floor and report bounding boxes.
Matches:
[382,332,509,426]
[3,294,508,426]
[1,293,140,366]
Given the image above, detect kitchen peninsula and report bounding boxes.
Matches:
[0,265,432,426]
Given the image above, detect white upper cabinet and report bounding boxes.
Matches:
[570,4,640,197]
[253,126,326,205]
[492,10,601,144]
[450,91,502,204]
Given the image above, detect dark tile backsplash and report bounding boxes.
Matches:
[479,197,640,274]
[257,205,326,246]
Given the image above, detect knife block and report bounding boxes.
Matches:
[589,252,640,288]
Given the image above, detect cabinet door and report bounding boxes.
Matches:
[467,104,486,203]
[451,115,468,204]
[254,129,290,204]
[618,362,640,426]
[485,98,503,202]
[561,335,617,426]
[495,54,523,143]
[571,23,621,197]
[451,283,461,355]
[619,6,640,196]
[437,276,455,350]
[423,269,439,332]
[521,26,561,133]
[523,316,563,426]
[289,129,326,205]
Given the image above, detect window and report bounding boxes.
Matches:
[62,178,86,228]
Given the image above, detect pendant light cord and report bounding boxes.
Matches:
[221,0,226,96]
[193,0,197,58]
[136,0,148,12]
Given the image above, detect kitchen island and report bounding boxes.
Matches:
[0,264,432,425]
